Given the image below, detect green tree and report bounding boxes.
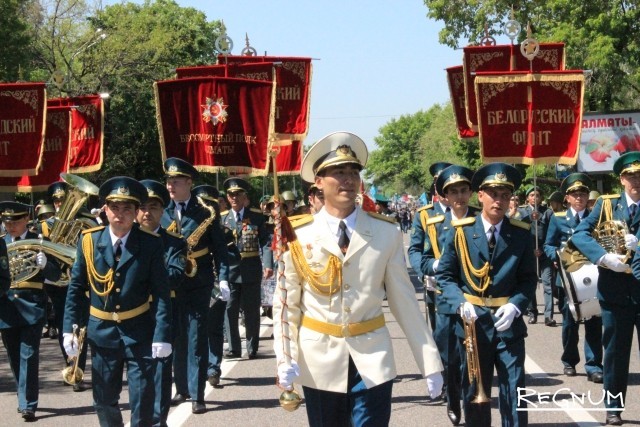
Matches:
[0,0,34,81]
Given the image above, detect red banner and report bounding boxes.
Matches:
[0,82,47,176]
[475,71,584,165]
[446,66,478,139]
[273,140,303,175]
[0,106,71,191]
[463,43,565,131]
[154,76,275,175]
[216,55,312,143]
[48,95,105,173]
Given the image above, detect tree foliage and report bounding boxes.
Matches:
[0,0,34,81]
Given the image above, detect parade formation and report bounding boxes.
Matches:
[3,3,640,427]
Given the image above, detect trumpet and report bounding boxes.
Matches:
[61,324,87,385]
[462,307,490,404]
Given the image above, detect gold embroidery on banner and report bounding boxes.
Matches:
[480,82,516,108]
[281,62,307,81]
[469,51,505,70]
[540,81,579,105]
[536,49,560,68]
[76,104,98,121]
[0,89,40,111]
[452,71,464,92]
[49,111,68,132]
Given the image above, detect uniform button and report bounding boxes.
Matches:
[344,284,351,290]
[116,272,121,277]
[116,288,121,293]
[115,305,121,309]
[14,294,18,298]
[490,309,495,314]
[344,306,351,313]
[490,266,494,270]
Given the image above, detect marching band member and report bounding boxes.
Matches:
[63,177,172,426]
[543,173,603,383]
[437,163,537,427]
[0,202,60,421]
[273,132,443,426]
[573,152,640,426]
[163,158,229,414]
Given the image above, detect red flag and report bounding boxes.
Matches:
[360,181,376,212]
[475,70,584,165]
[446,66,478,139]
[0,82,47,176]
[155,76,276,175]
[0,105,71,191]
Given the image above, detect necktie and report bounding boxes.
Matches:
[179,202,186,217]
[14,236,20,242]
[631,203,637,220]
[488,225,497,259]
[338,221,350,254]
[114,239,122,264]
[236,211,242,224]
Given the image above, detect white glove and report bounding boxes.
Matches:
[624,233,638,251]
[424,276,437,292]
[219,280,230,301]
[432,259,439,273]
[152,342,173,358]
[494,303,519,332]
[598,253,630,273]
[460,302,477,322]
[426,371,444,399]
[36,252,47,269]
[63,332,79,357]
[277,361,300,390]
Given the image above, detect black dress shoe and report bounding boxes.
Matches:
[605,414,623,425]
[544,318,557,327]
[447,403,461,425]
[528,313,537,324]
[192,401,206,414]
[208,372,220,386]
[247,352,258,360]
[73,382,88,392]
[588,371,604,383]
[21,409,35,422]
[170,393,190,406]
[564,366,577,376]
[223,351,241,359]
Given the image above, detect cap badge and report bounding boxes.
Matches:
[117,186,130,196]
[574,181,583,187]
[449,172,461,182]
[495,173,507,182]
[168,165,178,173]
[336,145,353,158]
[53,189,66,198]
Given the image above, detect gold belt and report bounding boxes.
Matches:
[464,293,509,308]
[90,301,150,323]
[301,314,385,338]
[10,282,43,290]
[240,251,260,258]
[148,290,176,302]
[189,248,209,259]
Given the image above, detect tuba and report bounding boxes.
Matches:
[61,324,86,385]
[7,173,99,285]
[462,307,490,404]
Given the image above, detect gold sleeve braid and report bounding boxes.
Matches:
[288,239,342,296]
[82,233,116,300]
[454,226,491,293]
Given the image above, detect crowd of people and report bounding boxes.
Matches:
[1,137,640,426]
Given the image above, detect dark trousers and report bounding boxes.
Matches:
[91,342,154,427]
[226,281,261,355]
[207,298,227,376]
[173,286,211,402]
[558,289,603,374]
[153,299,178,427]
[302,357,393,427]
[600,300,640,413]
[434,313,461,406]
[424,289,436,331]
[462,333,527,427]
[1,322,43,411]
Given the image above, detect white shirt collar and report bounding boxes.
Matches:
[450,208,468,221]
[481,215,503,235]
[318,207,357,242]
[569,207,586,218]
[109,228,131,248]
[624,193,638,210]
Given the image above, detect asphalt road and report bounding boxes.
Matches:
[1,233,639,426]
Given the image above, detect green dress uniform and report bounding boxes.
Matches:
[63,177,172,427]
[436,164,537,427]
[0,203,62,420]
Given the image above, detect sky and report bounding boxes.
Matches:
[105,0,463,152]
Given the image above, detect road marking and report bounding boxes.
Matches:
[524,355,601,426]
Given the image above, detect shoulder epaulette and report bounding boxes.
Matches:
[426,215,445,225]
[600,194,620,200]
[555,211,566,216]
[367,211,397,223]
[417,204,433,212]
[509,218,531,231]
[220,210,229,216]
[451,217,476,227]
[165,229,183,239]
[291,214,314,229]
[139,227,160,237]
[81,225,105,234]
[287,214,306,222]
[250,207,262,213]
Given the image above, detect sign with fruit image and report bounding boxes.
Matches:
[578,111,640,173]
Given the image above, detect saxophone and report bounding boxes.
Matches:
[184,196,217,277]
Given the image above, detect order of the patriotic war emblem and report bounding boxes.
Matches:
[201,96,229,125]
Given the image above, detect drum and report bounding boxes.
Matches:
[557,247,601,321]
